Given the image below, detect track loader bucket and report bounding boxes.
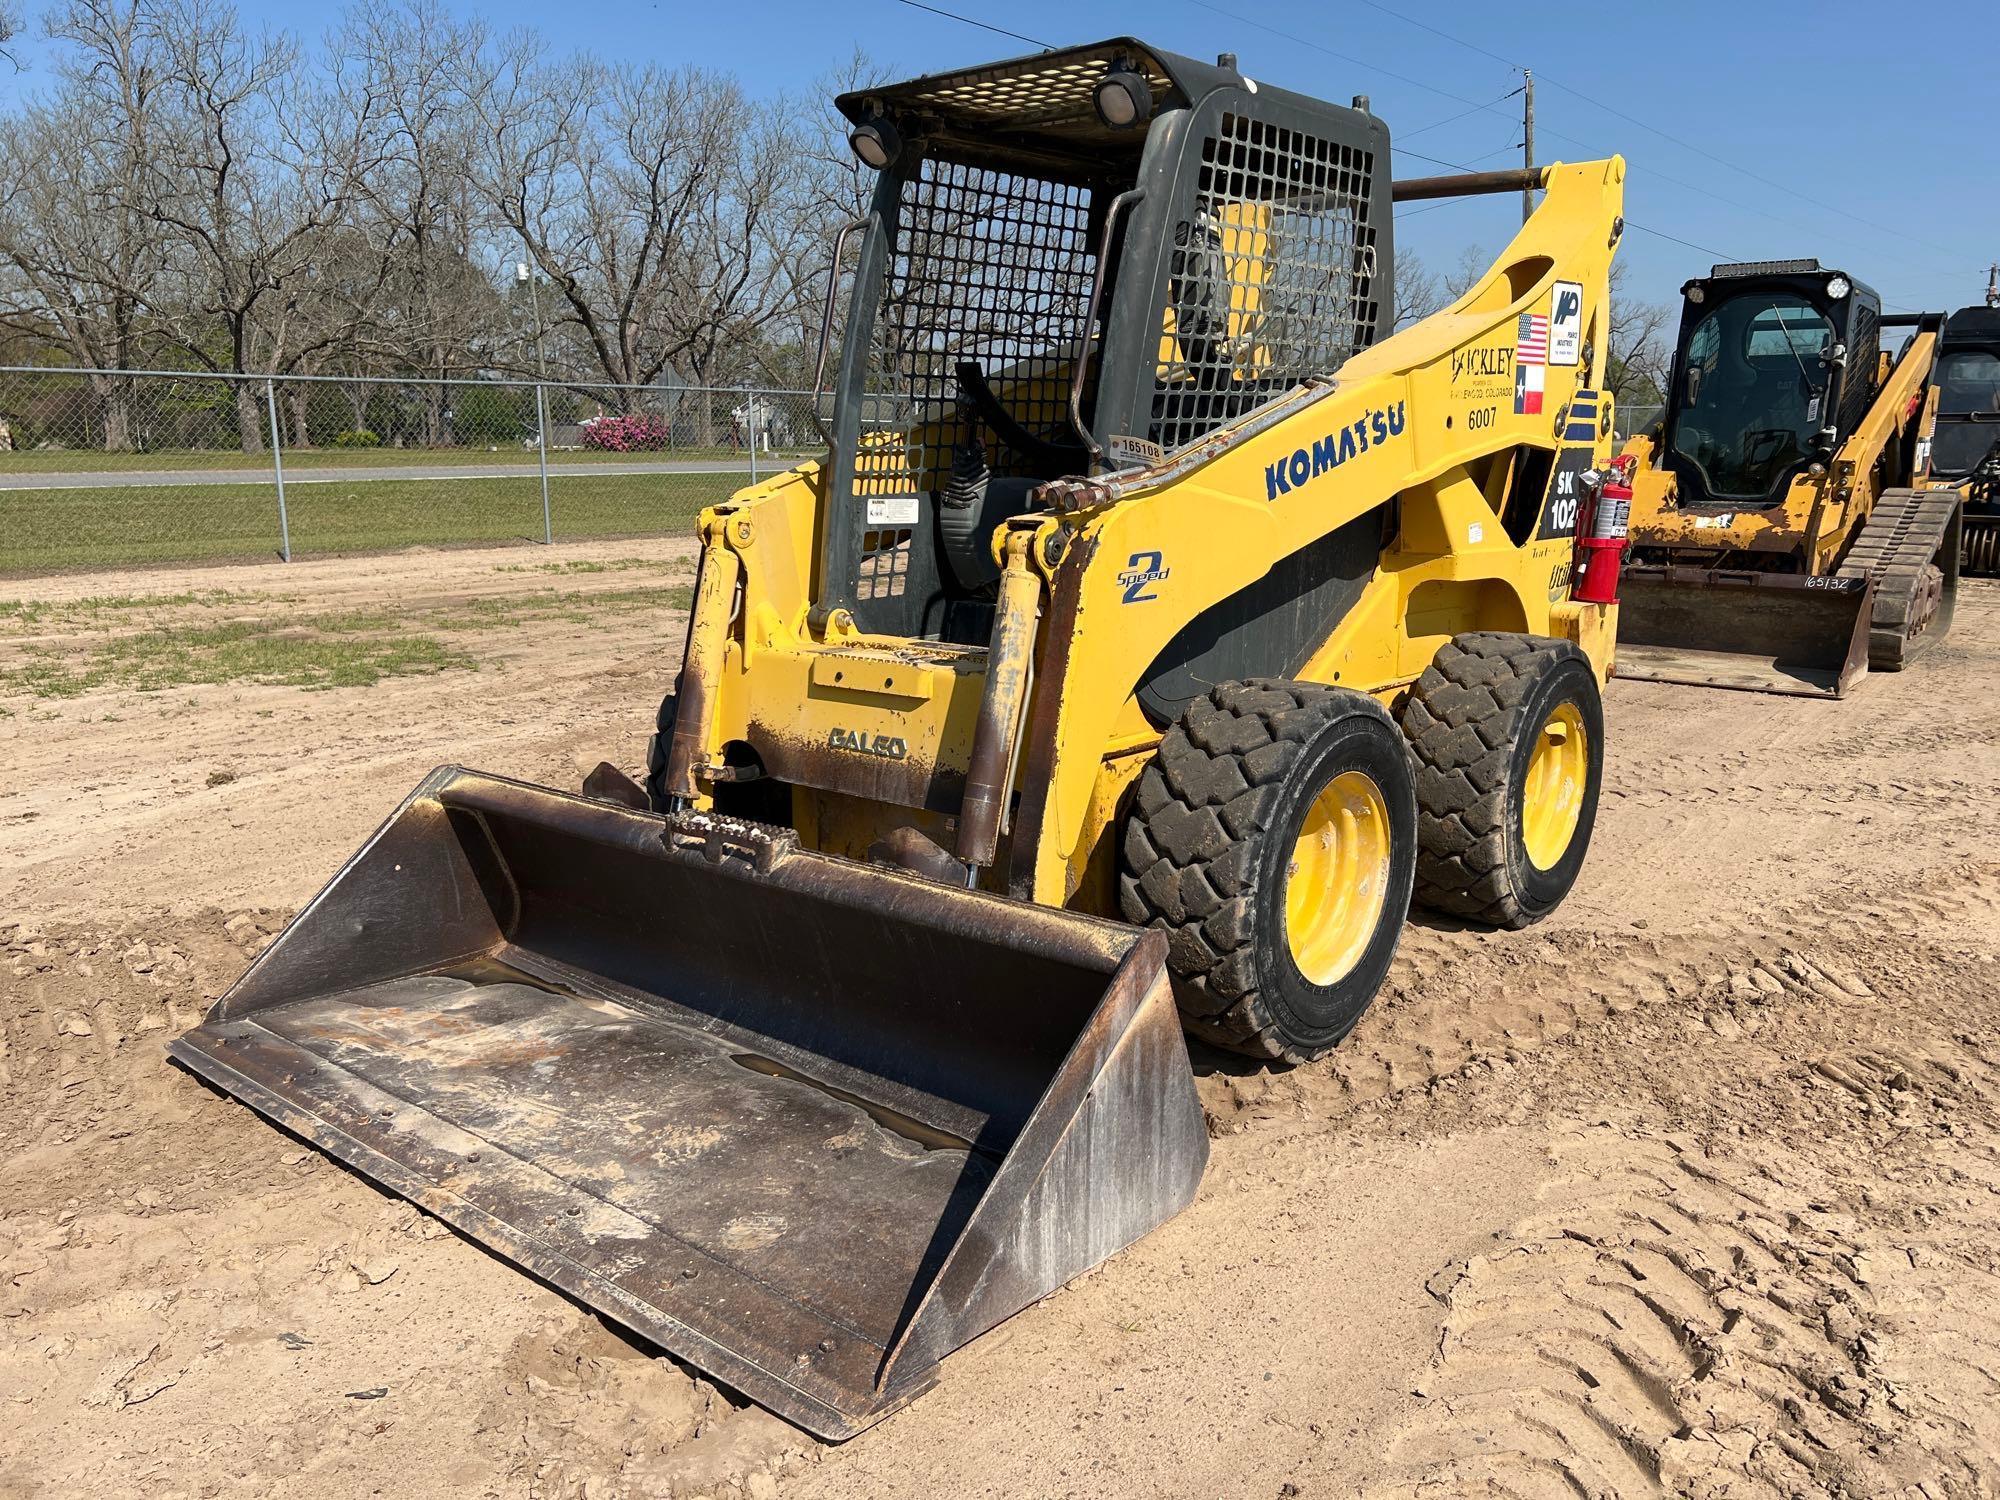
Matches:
[1613,567,1874,698]
[168,768,1206,1439]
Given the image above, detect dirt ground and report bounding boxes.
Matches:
[4,540,1999,1499]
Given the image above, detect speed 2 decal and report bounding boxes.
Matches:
[1118,550,1170,603]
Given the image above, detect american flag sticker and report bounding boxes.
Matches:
[1515,312,1549,366]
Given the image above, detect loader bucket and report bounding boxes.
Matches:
[168,768,1206,1439]
[1612,566,1874,698]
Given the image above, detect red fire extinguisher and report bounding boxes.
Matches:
[1572,456,1634,605]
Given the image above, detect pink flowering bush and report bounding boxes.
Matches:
[579,413,671,452]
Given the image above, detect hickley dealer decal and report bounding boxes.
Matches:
[1265,402,1407,501]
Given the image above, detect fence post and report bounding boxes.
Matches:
[535,381,553,544]
[265,377,292,562]
[746,393,759,485]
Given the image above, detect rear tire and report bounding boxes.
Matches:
[1119,680,1417,1065]
[1401,633,1604,929]
[643,691,679,812]
[645,691,791,826]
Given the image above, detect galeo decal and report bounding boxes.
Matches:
[827,727,908,760]
[1264,402,1407,501]
[1117,550,1169,603]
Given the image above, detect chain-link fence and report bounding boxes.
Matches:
[0,367,828,572]
[0,365,1676,575]
[1613,404,1662,442]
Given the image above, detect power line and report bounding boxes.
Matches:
[1179,0,1931,286]
[1397,144,1525,217]
[1393,138,1741,263]
[1340,0,1969,285]
[1177,0,1527,125]
[886,0,1050,50]
[1350,0,1516,69]
[1625,220,1738,263]
[889,0,1943,308]
[1398,88,1523,142]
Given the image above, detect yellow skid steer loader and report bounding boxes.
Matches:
[1617,260,1960,696]
[172,40,1626,1438]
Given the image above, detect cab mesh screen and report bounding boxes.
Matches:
[862,159,1096,499]
[1153,112,1381,450]
[1837,299,1880,437]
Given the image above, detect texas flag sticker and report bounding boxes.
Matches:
[1514,360,1544,415]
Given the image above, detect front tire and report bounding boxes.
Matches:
[1401,633,1605,929]
[1119,680,1417,1065]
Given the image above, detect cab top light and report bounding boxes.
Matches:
[1092,62,1154,129]
[849,116,903,171]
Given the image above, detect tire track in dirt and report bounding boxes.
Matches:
[1350,931,2000,1500]
[1200,862,2000,1134]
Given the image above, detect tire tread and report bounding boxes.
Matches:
[1120,678,1385,1064]
[1402,633,1591,929]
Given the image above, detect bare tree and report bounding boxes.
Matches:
[1392,252,1445,330]
[1441,242,1492,301]
[467,41,824,407]
[313,0,497,444]
[744,50,885,391]
[134,0,390,448]
[1605,260,1672,409]
[0,0,171,448]
[0,5,921,429]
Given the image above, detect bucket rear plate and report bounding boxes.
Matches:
[1614,567,1874,697]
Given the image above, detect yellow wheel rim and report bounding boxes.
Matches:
[1522,703,1588,871]
[1284,770,1393,986]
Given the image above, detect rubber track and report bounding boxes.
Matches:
[1835,487,1960,669]
[1965,510,2000,577]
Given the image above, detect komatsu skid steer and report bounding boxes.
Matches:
[1617,260,1961,696]
[172,40,1626,1438]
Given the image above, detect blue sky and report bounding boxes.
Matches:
[12,0,1996,317]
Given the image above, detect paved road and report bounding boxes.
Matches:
[0,457,778,490]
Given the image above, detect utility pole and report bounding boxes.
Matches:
[516,259,549,379]
[517,258,553,544]
[1521,69,1536,224]
[1987,262,1998,309]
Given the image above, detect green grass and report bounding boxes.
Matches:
[0,581,691,697]
[0,590,292,633]
[427,584,690,633]
[0,471,731,572]
[1,613,472,696]
[491,557,679,575]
